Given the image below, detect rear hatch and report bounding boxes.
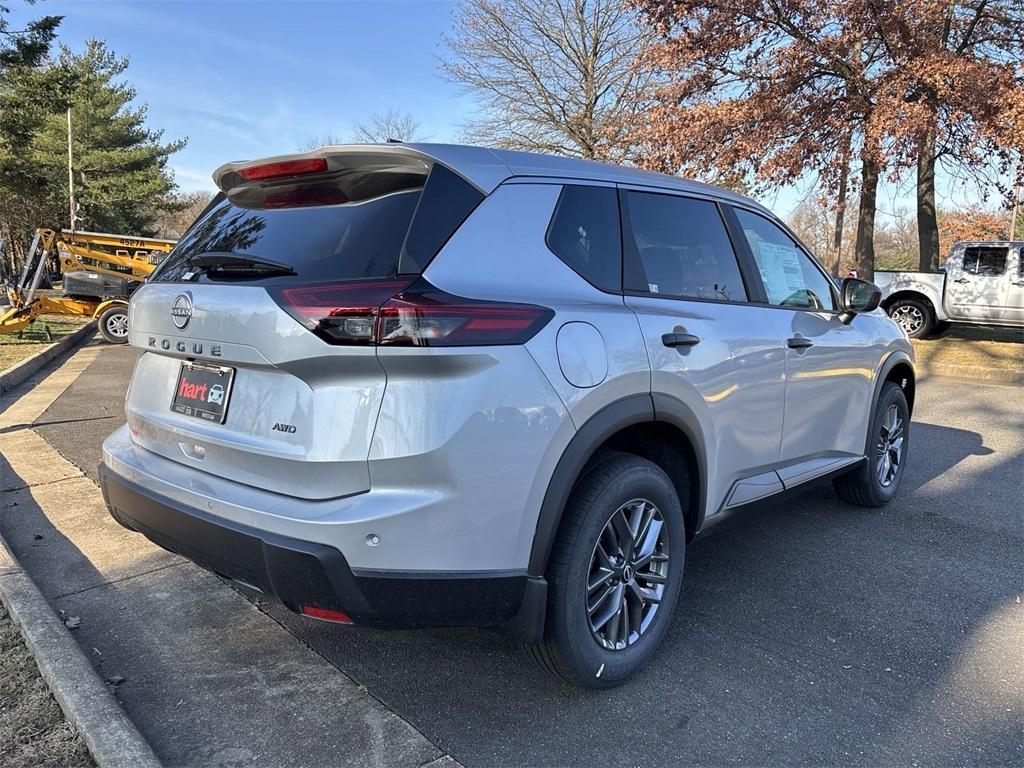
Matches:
[125,147,485,500]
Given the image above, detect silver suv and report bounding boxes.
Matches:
[100,144,914,688]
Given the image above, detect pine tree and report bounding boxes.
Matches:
[29,40,185,234]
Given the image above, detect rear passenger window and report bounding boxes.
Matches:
[546,185,622,292]
[962,246,1008,276]
[622,191,747,302]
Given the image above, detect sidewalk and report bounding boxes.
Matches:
[0,346,455,768]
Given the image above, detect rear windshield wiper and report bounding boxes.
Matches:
[185,252,296,278]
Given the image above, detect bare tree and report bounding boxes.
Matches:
[297,133,347,152]
[151,191,213,240]
[441,0,653,159]
[351,110,425,143]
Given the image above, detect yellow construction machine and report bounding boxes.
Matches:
[0,228,176,344]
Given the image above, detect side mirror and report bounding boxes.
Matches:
[839,277,881,323]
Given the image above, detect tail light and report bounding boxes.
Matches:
[270,278,553,347]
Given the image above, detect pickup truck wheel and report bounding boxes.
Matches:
[525,452,685,688]
[833,382,910,507]
[887,297,934,338]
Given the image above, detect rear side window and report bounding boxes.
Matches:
[545,185,622,293]
[398,164,485,274]
[152,163,482,284]
[962,246,1008,276]
[622,191,747,302]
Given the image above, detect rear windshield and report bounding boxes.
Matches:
[151,163,483,284]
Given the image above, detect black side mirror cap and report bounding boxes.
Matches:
[839,278,881,323]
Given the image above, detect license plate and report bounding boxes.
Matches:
[171,361,234,424]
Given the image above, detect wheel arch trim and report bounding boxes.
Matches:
[527,393,708,577]
[868,350,916,452]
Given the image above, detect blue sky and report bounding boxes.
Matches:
[9,0,1010,219]
[16,0,469,192]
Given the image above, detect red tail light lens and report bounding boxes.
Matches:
[300,605,353,624]
[270,279,553,347]
[377,289,553,346]
[238,157,328,181]
[274,280,413,345]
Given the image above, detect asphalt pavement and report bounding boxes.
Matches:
[30,343,1024,767]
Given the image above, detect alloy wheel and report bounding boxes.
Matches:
[876,404,905,487]
[891,305,924,336]
[586,498,670,651]
[106,313,129,338]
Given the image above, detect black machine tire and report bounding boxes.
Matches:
[97,304,130,344]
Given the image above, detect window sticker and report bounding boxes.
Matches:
[754,240,805,304]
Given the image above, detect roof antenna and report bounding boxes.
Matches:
[386,138,403,143]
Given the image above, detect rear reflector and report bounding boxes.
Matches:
[300,605,353,624]
[271,278,553,347]
[238,157,328,182]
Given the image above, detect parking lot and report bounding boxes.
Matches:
[17,342,1024,766]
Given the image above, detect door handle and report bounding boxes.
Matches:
[662,332,701,348]
[787,337,814,350]
[953,277,970,283]
[1013,280,1024,286]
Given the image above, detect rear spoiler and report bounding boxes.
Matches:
[213,144,489,199]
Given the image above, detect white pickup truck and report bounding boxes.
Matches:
[875,241,1024,338]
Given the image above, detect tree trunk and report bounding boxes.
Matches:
[917,128,940,271]
[830,124,854,277]
[854,150,879,283]
[830,158,852,277]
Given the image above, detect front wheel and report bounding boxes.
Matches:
[97,305,129,344]
[833,382,910,507]
[526,453,686,688]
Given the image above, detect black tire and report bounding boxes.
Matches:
[97,305,129,344]
[833,382,910,507]
[525,452,685,688]
[886,296,934,338]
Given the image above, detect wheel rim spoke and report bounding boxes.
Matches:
[589,582,624,630]
[610,507,635,562]
[629,580,662,606]
[588,567,614,595]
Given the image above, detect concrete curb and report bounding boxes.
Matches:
[0,535,162,768]
[917,363,1023,385]
[0,320,98,394]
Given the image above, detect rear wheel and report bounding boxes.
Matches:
[97,305,129,344]
[526,453,685,688]
[887,297,934,338]
[833,382,910,507]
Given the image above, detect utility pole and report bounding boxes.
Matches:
[67,107,76,234]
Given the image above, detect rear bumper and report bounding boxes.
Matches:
[99,462,546,637]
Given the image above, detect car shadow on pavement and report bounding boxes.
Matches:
[252,417,1021,767]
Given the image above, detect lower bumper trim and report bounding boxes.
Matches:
[99,462,538,631]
